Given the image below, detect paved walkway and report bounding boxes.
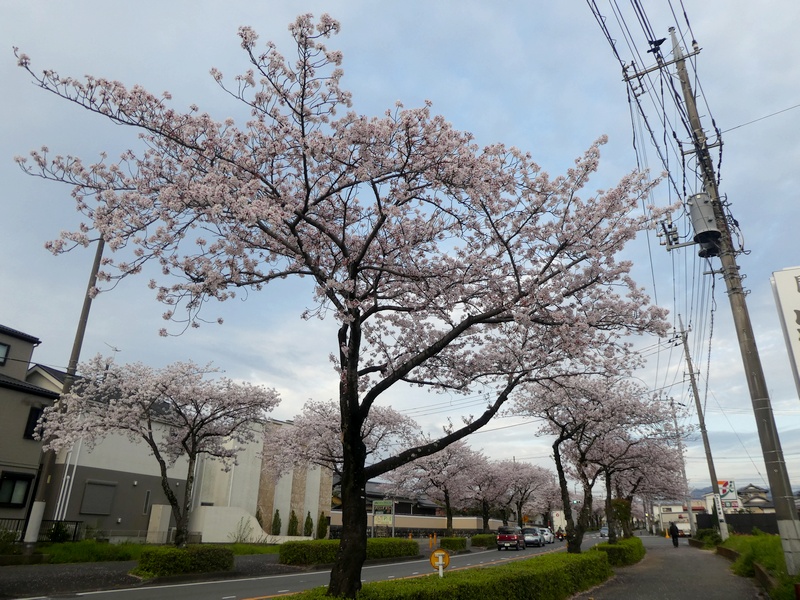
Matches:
[571,533,765,599]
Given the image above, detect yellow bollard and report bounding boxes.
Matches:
[429,534,433,549]
[434,532,437,546]
[408,532,412,539]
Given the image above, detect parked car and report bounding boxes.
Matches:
[496,526,525,550]
[599,526,609,537]
[522,527,544,547]
[539,527,555,544]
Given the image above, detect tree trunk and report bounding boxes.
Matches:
[327,325,368,599]
[327,439,367,597]
[553,440,581,553]
[444,489,454,537]
[481,499,491,533]
[605,471,617,544]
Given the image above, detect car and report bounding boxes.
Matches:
[522,527,544,547]
[539,526,555,544]
[496,526,526,550]
[599,526,609,537]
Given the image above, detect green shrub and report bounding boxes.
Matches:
[718,533,800,600]
[316,511,328,539]
[592,535,645,567]
[137,545,233,577]
[46,522,71,543]
[439,537,467,551]
[304,512,314,537]
[694,528,722,548]
[0,530,19,555]
[289,550,611,599]
[44,540,140,563]
[222,543,280,555]
[279,537,419,565]
[470,533,497,547]
[287,510,299,536]
[271,509,281,536]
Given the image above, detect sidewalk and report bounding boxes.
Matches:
[570,533,766,599]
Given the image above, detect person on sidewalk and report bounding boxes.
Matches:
[669,522,680,547]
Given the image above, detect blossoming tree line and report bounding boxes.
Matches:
[17,13,679,597]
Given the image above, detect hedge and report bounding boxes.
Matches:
[289,550,612,599]
[279,537,419,565]
[439,537,467,552]
[470,534,496,547]
[137,545,234,577]
[591,535,645,567]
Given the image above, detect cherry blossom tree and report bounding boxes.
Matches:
[465,456,515,532]
[265,400,422,478]
[382,439,481,536]
[497,459,555,527]
[517,376,670,552]
[15,14,669,597]
[38,355,280,547]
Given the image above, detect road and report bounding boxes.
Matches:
[17,542,568,600]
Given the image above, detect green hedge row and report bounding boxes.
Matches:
[592,536,645,567]
[279,538,419,565]
[470,534,496,547]
[439,537,467,551]
[290,550,612,599]
[137,545,234,577]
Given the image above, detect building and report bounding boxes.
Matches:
[29,365,332,543]
[0,325,58,527]
[650,499,706,535]
[737,484,774,514]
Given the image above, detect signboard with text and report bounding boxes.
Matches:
[772,266,800,398]
[372,500,393,526]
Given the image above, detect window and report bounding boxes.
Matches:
[0,472,34,507]
[80,480,117,515]
[0,342,9,366]
[23,407,43,440]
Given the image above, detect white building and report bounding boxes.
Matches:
[26,365,332,544]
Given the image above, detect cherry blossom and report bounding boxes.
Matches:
[17,13,669,596]
[38,355,280,547]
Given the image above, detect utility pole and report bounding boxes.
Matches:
[670,28,800,573]
[24,238,105,544]
[676,315,727,540]
[669,397,697,538]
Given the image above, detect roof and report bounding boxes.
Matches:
[0,372,59,399]
[0,324,41,345]
[28,363,68,386]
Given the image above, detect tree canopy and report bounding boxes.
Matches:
[17,13,669,596]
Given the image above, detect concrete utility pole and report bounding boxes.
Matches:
[676,315,726,540]
[670,28,800,573]
[24,238,105,544]
[669,396,697,537]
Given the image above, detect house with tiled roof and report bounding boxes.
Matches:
[0,325,59,524]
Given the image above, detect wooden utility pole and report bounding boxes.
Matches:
[670,28,800,574]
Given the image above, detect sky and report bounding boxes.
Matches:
[2,0,799,495]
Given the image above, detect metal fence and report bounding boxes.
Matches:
[0,519,82,543]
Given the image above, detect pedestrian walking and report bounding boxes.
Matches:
[669,521,680,547]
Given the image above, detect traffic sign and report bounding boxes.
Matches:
[430,548,450,577]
